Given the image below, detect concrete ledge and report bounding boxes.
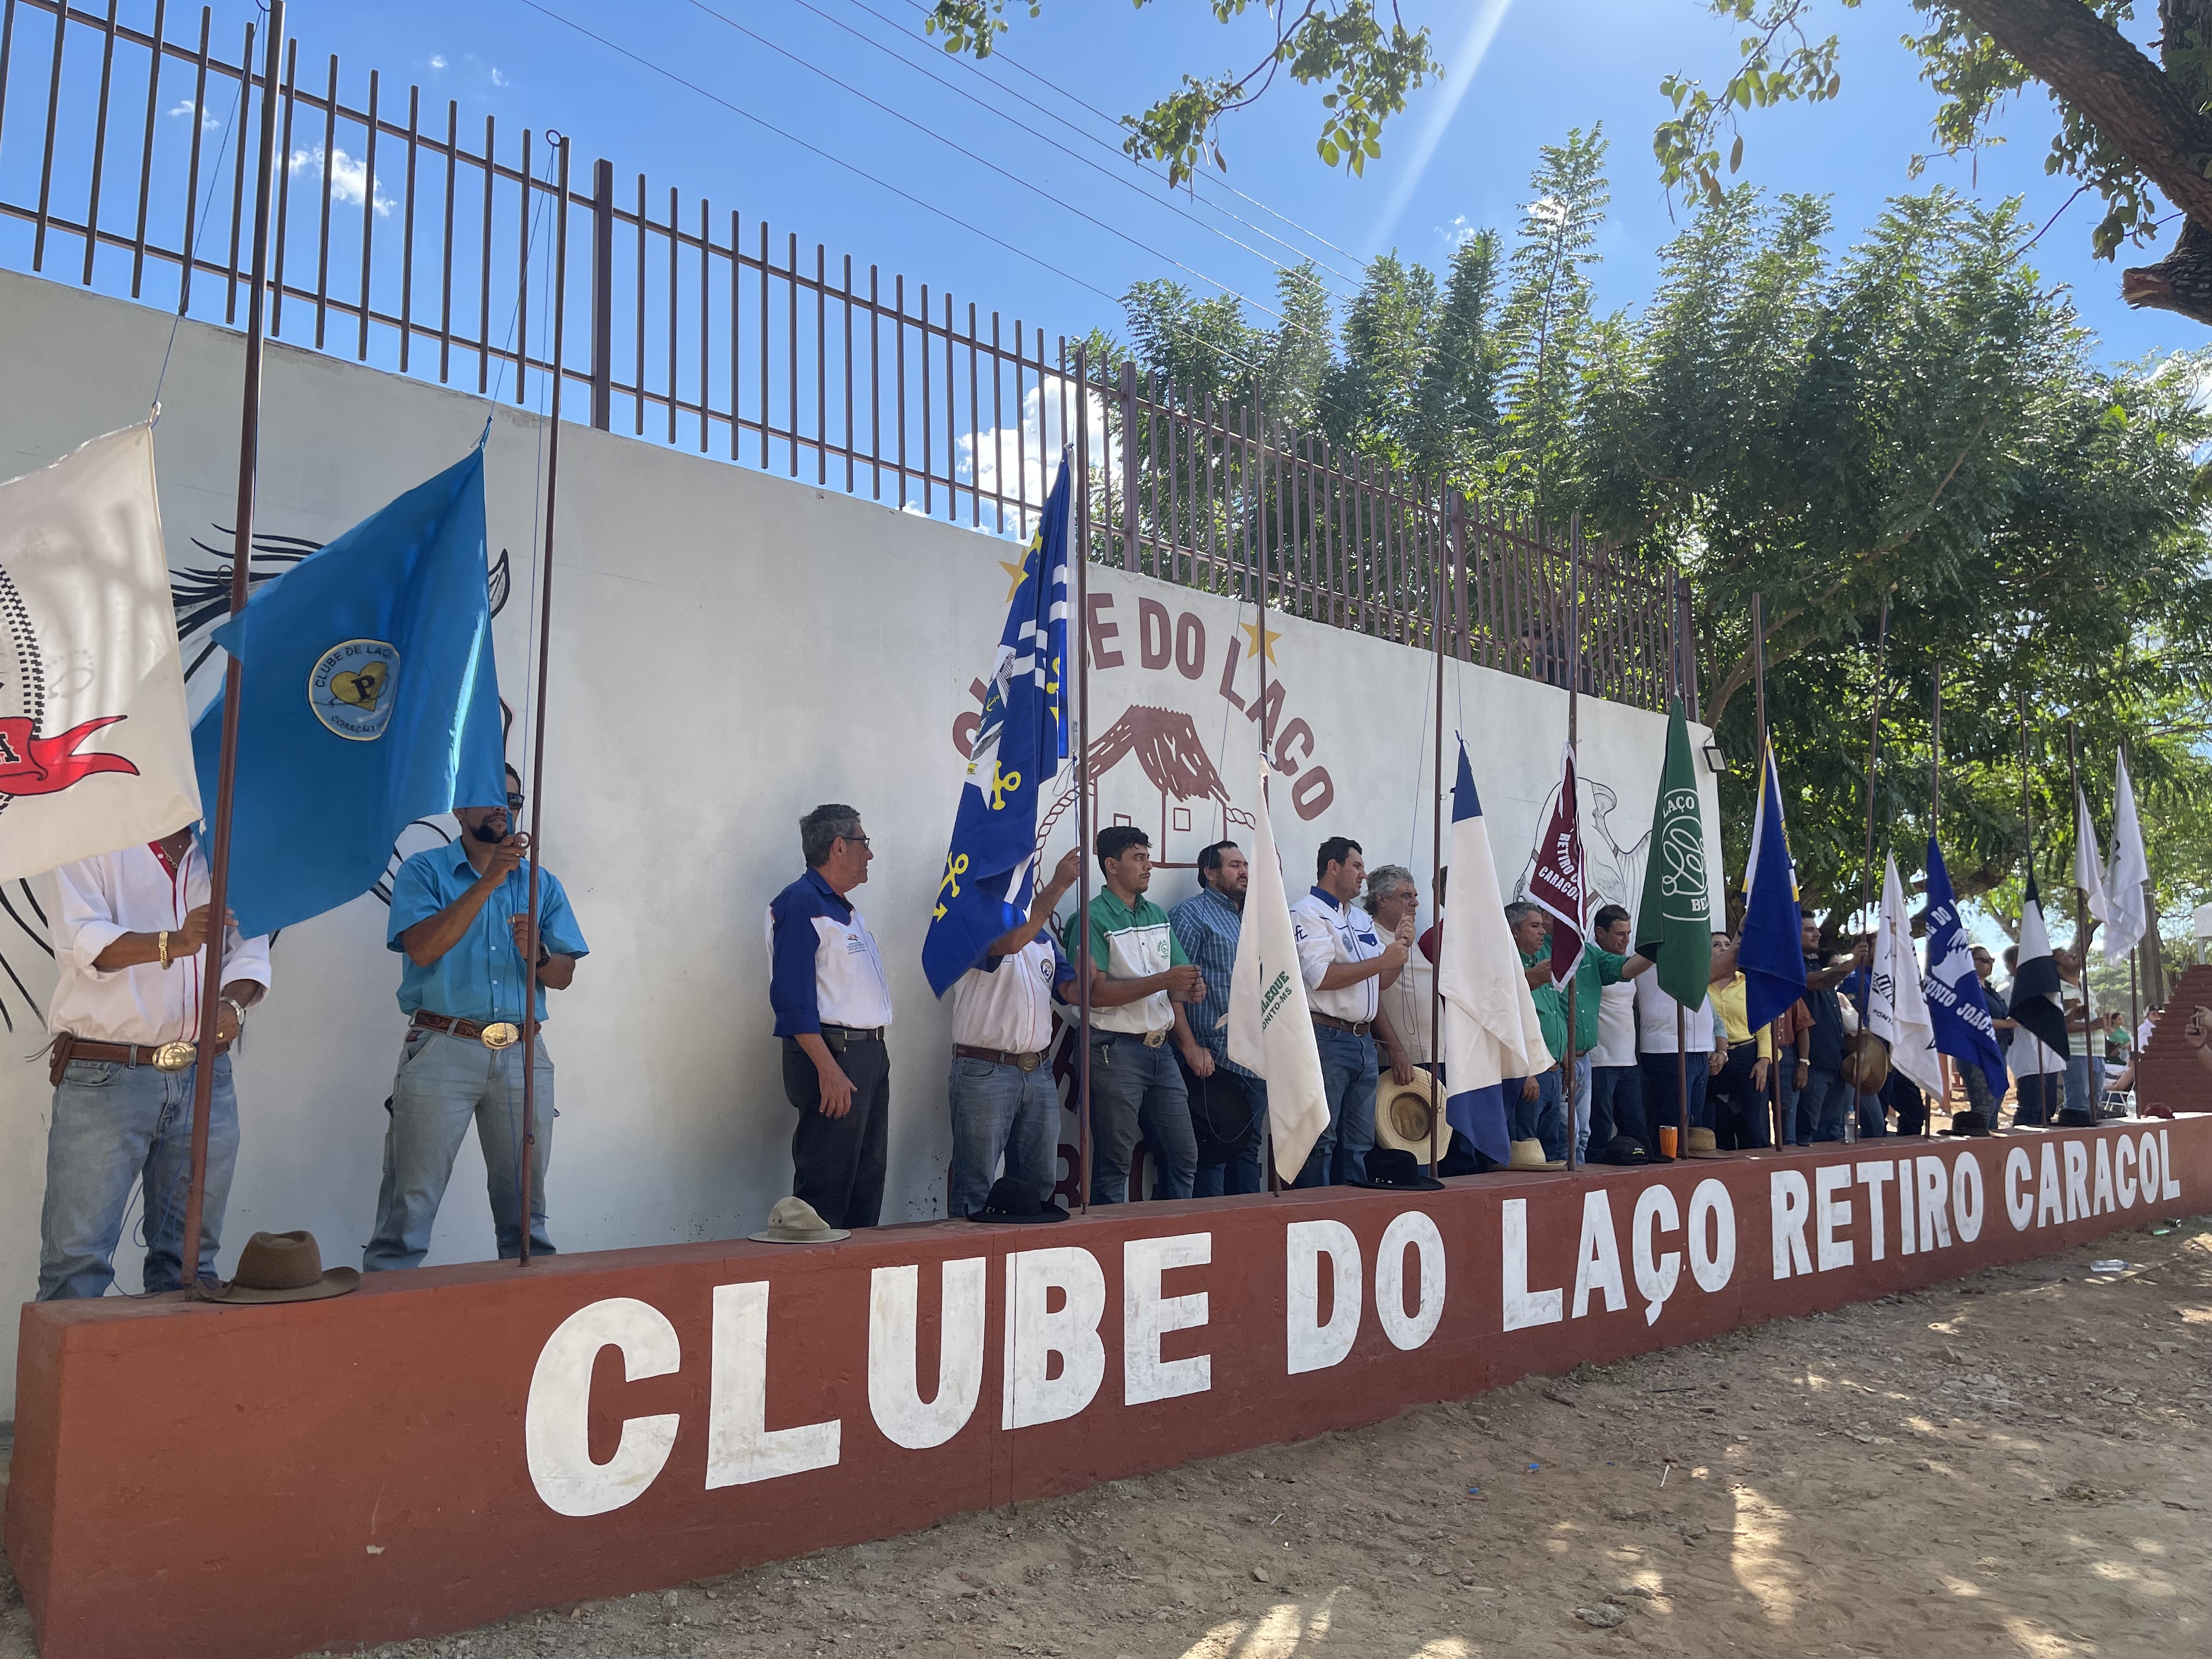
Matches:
[8,1121,2203,1659]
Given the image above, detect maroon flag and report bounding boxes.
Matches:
[1527,743,1584,988]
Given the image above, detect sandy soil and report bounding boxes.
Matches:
[7,1211,2209,1659]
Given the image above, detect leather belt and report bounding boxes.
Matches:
[1312,1012,1373,1037]
[823,1024,885,1042]
[1093,1028,1170,1048]
[956,1042,1047,1072]
[59,1034,232,1071]
[412,1010,538,1049]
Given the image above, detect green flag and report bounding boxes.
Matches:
[1634,697,1713,1007]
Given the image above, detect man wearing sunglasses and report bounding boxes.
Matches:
[363,762,590,1270]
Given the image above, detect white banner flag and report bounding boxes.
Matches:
[1226,759,1329,1183]
[2103,749,2149,964]
[0,425,199,879]
[2073,783,2110,930]
[1870,853,1944,1100]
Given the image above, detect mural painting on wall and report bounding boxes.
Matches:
[0,529,514,1035]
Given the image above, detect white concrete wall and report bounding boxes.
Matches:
[0,270,1721,1418]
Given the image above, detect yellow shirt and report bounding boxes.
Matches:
[1712,973,1773,1058]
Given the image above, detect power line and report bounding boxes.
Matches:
[818,0,1369,294]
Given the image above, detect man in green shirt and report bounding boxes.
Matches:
[1510,901,1652,1160]
[1064,825,1209,1203]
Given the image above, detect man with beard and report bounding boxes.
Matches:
[364,763,589,1269]
[1171,840,1270,1195]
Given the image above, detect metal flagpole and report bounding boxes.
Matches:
[1752,589,1779,1148]
[1847,595,1892,1143]
[1932,662,1953,1127]
[182,2,284,1295]
[1257,430,1280,1194]
[2124,737,2140,1045]
[2022,689,2045,1124]
[1429,489,1448,1171]
[2067,720,2095,1122]
[1667,568,1689,1156]
[1562,517,1581,1172]
[1073,352,1094,1214]
[515,136,569,1267]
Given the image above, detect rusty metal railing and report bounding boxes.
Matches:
[0,0,1690,713]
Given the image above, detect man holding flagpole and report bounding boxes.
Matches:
[1923,837,2007,1133]
[1228,765,1330,1185]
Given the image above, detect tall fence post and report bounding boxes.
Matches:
[1119,359,1139,572]
[590,156,613,431]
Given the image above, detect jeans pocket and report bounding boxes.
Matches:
[61,1060,119,1088]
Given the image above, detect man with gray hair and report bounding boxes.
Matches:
[768,804,892,1228]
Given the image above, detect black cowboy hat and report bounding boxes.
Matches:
[1941,1109,1993,1139]
[1355,1147,1445,1192]
[968,1177,1068,1224]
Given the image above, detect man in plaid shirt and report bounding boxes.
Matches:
[1169,841,1269,1195]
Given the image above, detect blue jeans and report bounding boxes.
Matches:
[1807,1068,1853,1141]
[2015,1068,2061,1126]
[949,1053,1060,1218]
[1295,1024,1377,1187]
[1569,1054,1593,1160]
[1508,1066,1568,1162]
[39,1054,238,1300]
[1183,1057,1267,1197]
[1639,1049,1712,1143]
[365,1028,556,1271]
[1590,1064,1643,1151]
[2064,1055,2103,1116]
[1087,1032,1197,1203]
[1777,1060,1807,1144]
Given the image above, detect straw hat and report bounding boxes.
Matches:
[1684,1126,1730,1160]
[1373,1071,1444,1164]
[1508,1137,1565,1171]
[748,1197,850,1244]
[205,1231,359,1304]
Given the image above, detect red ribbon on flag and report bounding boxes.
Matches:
[0,715,139,797]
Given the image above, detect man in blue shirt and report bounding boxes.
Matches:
[1170,840,1269,1197]
[768,803,894,1229]
[365,764,590,1270]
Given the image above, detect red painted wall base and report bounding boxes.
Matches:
[8,1122,2204,1659]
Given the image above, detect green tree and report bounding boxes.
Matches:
[1319,252,1440,465]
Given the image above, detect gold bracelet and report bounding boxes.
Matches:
[157,930,171,970]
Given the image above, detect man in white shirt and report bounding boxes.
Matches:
[40,827,272,1299]
[946,848,1080,1218]
[1587,904,1645,1151]
[2054,947,2114,1120]
[1633,939,1727,1147]
[1290,836,1413,1187]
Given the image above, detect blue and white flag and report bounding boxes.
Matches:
[1920,837,2008,1102]
[921,455,1071,995]
[1737,740,1807,1032]
[1438,740,1550,1167]
[2010,870,2069,1062]
[190,448,504,935]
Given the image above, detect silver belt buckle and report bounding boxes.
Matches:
[1015,1050,1041,1073]
[151,1040,196,1072]
[1143,1029,1167,1048]
[479,1021,521,1050]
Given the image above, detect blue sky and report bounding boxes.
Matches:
[235,0,2193,369]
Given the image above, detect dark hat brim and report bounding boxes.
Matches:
[1354,1174,1447,1192]
[968,1205,1069,1224]
[206,1267,360,1305]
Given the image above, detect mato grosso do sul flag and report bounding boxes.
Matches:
[1633,697,1713,1008]
[190,446,504,936]
[0,424,200,879]
[1226,757,1329,1183]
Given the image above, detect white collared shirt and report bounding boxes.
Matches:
[950,934,1069,1054]
[1633,972,1719,1054]
[1593,978,1639,1068]
[1291,885,1384,1024]
[1377,950,1432,1060]
[48,843,273,1046]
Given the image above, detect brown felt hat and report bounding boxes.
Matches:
[1841,1030,1892,1096]
[207,1230,359,1304]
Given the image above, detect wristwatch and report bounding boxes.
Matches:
[221,995,249,1034]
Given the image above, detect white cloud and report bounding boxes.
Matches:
[428,53,448,71]
[1441,212,1482,250]
[168,97,219,130]
[954,381,1116,537]
[490,67,509,87]
[289,145,394,217]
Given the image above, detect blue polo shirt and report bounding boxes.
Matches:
[387,841,589,1023]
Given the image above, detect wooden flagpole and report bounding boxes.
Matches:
[2022,689,2047,1120]
[1429,489,1448,1171]
[1752,589,1779,1148]
[181,2,284,1294]
[1257,420,1279,1193]
[1667,568,1689,1156]
[515,135,570,1266]
[1847,595,1892,1142]
[1073,352,1093,1214]
[1932,661,1954,1125]
[2067,720,2095,1123]
[1562,517,1582,1172]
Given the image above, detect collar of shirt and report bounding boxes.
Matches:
[391,842,584,1026]
[805,867,854,921]
[1306,884,1341,911]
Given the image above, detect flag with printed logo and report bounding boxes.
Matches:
[1869,852,1944,1099]
[1527,742,1584,989]
[1227,758,1329,1182]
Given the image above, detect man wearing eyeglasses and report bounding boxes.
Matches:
[768,803,894,1229]
[363,763,590,1270]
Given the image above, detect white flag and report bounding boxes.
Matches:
[0,425,199,880]
[2103,749,2150,964]
[2073,783,2110,930]
[1226,760,1329,1183]
[1870,853,1944,1099]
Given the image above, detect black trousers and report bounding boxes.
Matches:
[1888,1073,1927,1137]
[1712,1042,1773,1149]
[783,1035,890,1229]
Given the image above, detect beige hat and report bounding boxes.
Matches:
[748,1197,851,1244]
[1684,1126,1730,1160]
[1374,1072,1444,1164]
[1508,1137,1565,1171]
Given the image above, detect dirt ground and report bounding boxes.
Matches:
[5,1214,2210,1659]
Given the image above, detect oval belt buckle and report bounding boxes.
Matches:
[479,1022,521,1051]
[151,1040,197,1072]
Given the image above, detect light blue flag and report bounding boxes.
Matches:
[1921,837,2010,1102]
[190,448,504,935]
[1738,740,1807,1031]
[920,455,1071,995]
